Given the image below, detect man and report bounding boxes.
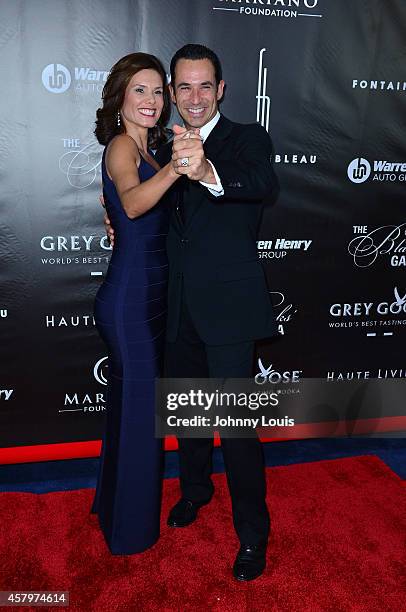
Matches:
[107,44,278,581]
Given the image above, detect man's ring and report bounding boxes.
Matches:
[181,157,189,167]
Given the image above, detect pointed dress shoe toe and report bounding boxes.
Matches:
[232,542,267,581]
[167,498,208,527]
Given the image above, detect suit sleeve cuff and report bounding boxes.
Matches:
[199,159,224,197]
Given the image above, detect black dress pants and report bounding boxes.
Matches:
[164,286,269,545]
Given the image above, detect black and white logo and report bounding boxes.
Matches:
[94,356,108,386]
[42,63,109,94]
[40,235,111,252]
[258,237,312,260]
[45,314,96,328]
[273,153,317,165]
[213,0,323,20]
[329,288,406,337]
[348,224,406,268]
[347,158,371,184]
[270,291,298,335]
[257,48,271,132]
[39,234,111,268]
[59,360,108,414]
[352,79,406,93]
[348,157,406,183]
[59,140,102,189]
[255,359,302,384]
[62,391,106,414]
[327,368,406,381]
[42,63,71,93]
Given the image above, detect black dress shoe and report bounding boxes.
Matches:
[233,541,267,581]
[167,498,209,527]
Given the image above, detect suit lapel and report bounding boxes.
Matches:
[202,114,233,160]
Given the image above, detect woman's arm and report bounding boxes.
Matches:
[106,134,179,219]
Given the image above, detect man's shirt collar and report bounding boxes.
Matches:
[192,111,221,143]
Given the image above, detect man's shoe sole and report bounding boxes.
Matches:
[233,566,265,581]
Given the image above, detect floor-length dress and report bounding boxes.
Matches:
[91,148,169,554]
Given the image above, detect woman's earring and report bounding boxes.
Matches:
[117,111,121,127]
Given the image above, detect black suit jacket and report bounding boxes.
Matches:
[155,114,278,345]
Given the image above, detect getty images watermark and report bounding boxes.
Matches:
[155,376,406,439]
[165,386,294,430]
[155,377,296,438]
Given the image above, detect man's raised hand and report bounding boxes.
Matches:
[171,124,214,183]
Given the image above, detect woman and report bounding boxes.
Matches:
[91,53,180,554]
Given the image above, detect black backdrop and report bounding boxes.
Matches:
[1,0,405,451]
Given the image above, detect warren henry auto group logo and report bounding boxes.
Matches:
[42,63,71,93]
[42,63,108,94]
[348,157,406,183]
[257,237,312,260]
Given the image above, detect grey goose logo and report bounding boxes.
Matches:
[255,359,302,384]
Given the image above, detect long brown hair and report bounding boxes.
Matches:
[95,52,171,148]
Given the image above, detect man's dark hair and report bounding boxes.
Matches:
[170,44,223,86]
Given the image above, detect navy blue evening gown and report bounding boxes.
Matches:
[91,148,169,554]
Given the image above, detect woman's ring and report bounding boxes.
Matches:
[180,157,189,167]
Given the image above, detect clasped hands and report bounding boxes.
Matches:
[102,124,215,246]
[171,124,214,183]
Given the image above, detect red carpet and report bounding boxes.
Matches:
[0,456,405,612]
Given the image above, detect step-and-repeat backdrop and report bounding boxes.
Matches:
[1,0,404,449]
